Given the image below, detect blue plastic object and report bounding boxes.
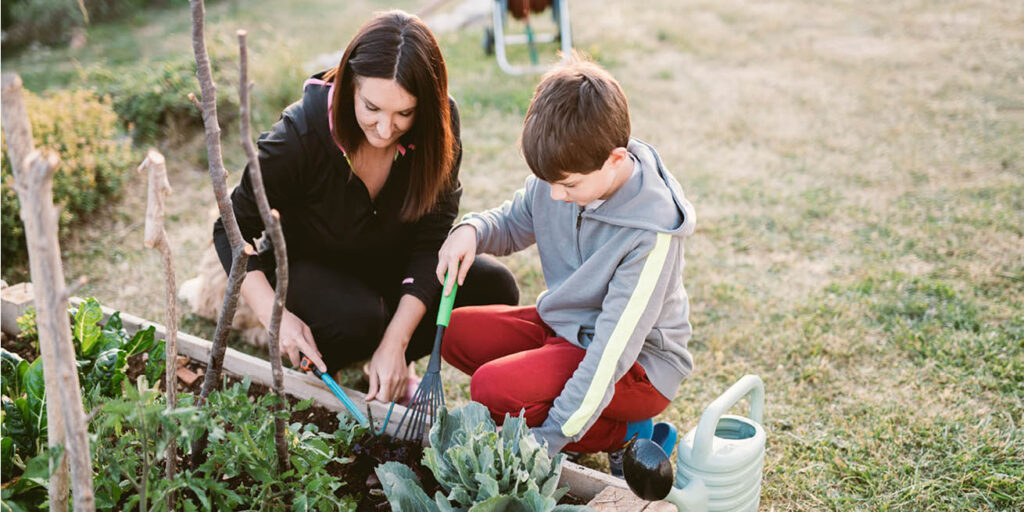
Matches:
[300,352,369,426]
[652,421,678,455]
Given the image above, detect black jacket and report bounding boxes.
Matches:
[212,72,463,307]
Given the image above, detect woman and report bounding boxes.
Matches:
[213,10,519,404]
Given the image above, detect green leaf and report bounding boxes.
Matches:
[73,298,104,356]
[2,396,34,456]
[145,340,166,386]
[22,358,45,432]
[18,449,51,488]
[467,495,517,512]
[1,349,25,398]
[105,311,123,331]
[124,326,156,357]
[293,397,314,412]
[376,461,441,512]
[1,437,13,477]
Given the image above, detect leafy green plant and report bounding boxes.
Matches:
[0,446,62,512]
[0,350,46,465]
[89,377,361,511]
[1,89,135,271]
[70,298,165,404]
[180,378,359,511]
[376,402,588,512]
[90,375,200,510]
[0,297,164,491]
[14,308,37,346]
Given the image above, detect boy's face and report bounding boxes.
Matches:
[547,151,626,206]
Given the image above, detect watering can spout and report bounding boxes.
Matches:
[665,479,708,512]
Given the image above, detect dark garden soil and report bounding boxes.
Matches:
[0,331,37,362]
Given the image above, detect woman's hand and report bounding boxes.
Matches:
[364,338,409,402]
[437,224,477,296]
[279,308,326,372]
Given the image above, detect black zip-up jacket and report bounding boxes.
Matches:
[212,72,462,308]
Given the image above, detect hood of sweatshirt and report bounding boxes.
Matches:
[582,138,696,236]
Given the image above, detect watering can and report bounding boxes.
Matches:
[623,375,766,512]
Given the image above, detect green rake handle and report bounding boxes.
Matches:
[437,272,459,327]
[427,272,459,373]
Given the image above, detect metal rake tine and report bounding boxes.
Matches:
[398,384,426,439]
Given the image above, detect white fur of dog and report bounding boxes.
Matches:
[178,244,267,347]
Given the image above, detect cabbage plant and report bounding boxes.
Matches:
[375,402,591,511]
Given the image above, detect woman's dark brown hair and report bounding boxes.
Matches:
[324,10,455,221]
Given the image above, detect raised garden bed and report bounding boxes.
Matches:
[1,285,631,508]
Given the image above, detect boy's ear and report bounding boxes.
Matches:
[608,146,630,165]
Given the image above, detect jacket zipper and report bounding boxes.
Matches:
[575,206,584,264]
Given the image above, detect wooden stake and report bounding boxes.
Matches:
[13,148,96,511]
[237,29,291,471]
[187,0,253,466]
[138,149,179,506]
[1,73,73,512]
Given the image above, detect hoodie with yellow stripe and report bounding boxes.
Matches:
[457,138,696,454]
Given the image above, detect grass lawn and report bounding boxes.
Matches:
[2,0,1021,509]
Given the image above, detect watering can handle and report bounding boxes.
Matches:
[690,374,765,466]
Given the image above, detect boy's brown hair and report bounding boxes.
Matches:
[520,54,631,182]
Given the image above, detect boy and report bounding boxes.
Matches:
[435,56,696,464]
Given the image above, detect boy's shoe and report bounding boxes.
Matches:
[608,446,626,477]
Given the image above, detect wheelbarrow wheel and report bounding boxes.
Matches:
[482,26,495,55]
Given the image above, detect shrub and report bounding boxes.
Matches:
[83,48,240,142]
[1,88,135,269]
[2,0,174,52]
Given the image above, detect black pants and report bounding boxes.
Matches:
[283,255,519,373]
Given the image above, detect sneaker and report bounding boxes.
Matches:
[607,446,626,478]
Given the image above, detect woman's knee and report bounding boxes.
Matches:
[461,255,519,307]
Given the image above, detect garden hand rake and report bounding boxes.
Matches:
[393,271,459,442]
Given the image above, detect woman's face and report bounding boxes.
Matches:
[353,76,417,149]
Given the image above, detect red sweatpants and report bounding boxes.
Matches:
[441,305,670,453]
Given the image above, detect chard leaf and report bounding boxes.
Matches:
[124,326,155,357]
[104,311,123,331]
[73,298,104,356]
[145,340,166,386]
[1,436,13,476]
[1,349,26,397]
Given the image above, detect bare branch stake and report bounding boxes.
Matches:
[238,29,291,471]
[139,149,179,507]
[2,73,86,511]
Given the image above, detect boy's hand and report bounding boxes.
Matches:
[437,224,477,296]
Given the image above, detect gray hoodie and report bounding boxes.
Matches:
[457,138,696,453]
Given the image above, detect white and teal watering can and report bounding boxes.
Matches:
[624,375,766,512]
